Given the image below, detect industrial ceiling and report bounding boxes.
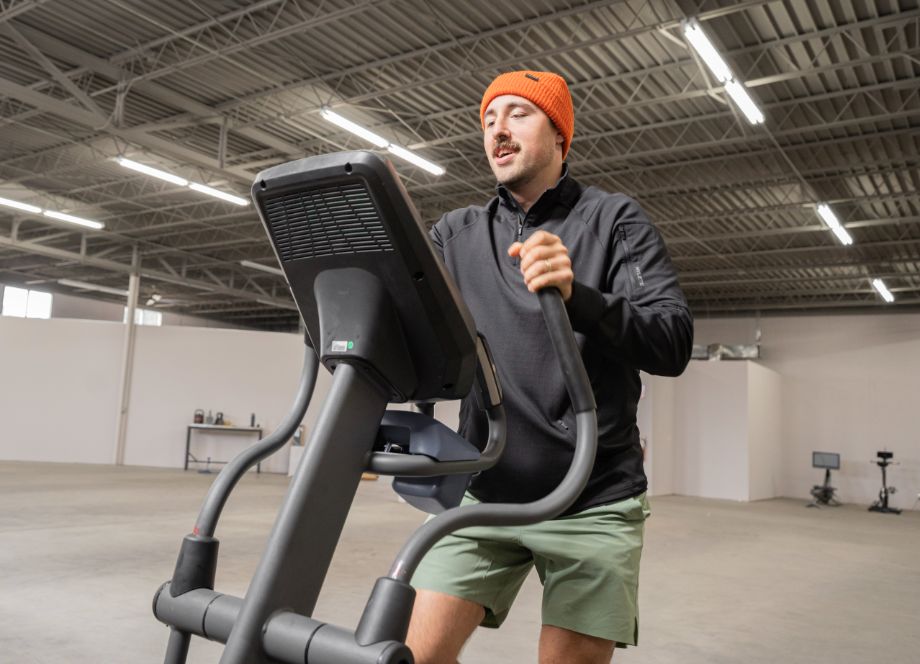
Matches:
[1,0,918,330]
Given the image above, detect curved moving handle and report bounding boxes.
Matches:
[388,287,597,582]
[160,343,319,664]
[367,333,505,477]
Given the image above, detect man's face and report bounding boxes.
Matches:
[482,94,562,188]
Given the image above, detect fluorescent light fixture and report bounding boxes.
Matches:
[682,20,733,83]
[872,278,895,303]
[240,259,284,276]
[816,204,853,246]
[43,210,104,230]
[682,19,764,126]
[724,81,765,125]
[387,144,446,176]
[320,107,446,176]
[0,196,42,214]
[116,157,189,186]
[58,278,129,297]
[189,182,249,206]
[320,108,389,148]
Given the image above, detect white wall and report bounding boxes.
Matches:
[0,317,124,463]
[4,303,917,508]
[747,363,782,501]
[672,362,751,500]
[638,375,675,496]
[693,312,920,509]
[1,314,462,474]
[124,325,306,473]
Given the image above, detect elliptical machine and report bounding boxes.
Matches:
[153,151,599,664]
[869,450,900,514]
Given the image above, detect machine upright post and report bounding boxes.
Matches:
[219,364,389,664]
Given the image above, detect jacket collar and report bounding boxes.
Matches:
[495,163,581,217]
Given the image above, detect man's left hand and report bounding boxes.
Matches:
[508,230,574,301]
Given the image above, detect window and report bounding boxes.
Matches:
[123,306,162,326]
[1,286,52,319]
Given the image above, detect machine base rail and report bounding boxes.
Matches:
[154,583,413,664]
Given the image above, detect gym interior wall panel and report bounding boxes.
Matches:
[123,325,305,473]
[746,363,782,501]
[637,374,677,497]
[672,361,750,501]
[693,312,920,510]
[0,316,124,463]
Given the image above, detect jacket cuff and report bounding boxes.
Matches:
[565,280,608,334]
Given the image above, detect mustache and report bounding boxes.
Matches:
[492,140,520,154]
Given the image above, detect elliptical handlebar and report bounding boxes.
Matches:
[386,287,597,583]
[195,343,319,538]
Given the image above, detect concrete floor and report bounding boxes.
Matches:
[1,462,917,664]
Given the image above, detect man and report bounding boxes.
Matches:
[407,70,693,664]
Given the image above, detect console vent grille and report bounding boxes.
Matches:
[264,182,392,261]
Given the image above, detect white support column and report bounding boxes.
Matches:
[114,247,140,466]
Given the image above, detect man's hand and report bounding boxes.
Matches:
[508,230,574,301]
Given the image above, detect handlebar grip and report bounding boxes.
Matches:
[537,288,595,413]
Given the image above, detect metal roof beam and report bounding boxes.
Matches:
[0,233,295,309]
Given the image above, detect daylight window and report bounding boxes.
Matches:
[1,286,52,319]
[123,307,163,326]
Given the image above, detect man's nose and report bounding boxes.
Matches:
[492,121,510,142]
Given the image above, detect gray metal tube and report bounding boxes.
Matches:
[388,288,597,582]
[196,345,319,537]
[154,585,242,642]
[388,412,596,582]
[263,613,412,664]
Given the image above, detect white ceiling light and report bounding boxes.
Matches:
[116,157,189,186]
[320,107,446,175]
[188,182,250,206]
[816,204,853,246]
[682,19,765,126]
[724,81,765,125]
[387,145,446,176]
[871,278,895,303]
[1,195,104,230]
[115,156,249,206]
[0,196,42,214]
[240,259,284,276]
[682,20,733,83]
[58,278,128,297]
[320,108,389,148]
[43,210,104,230]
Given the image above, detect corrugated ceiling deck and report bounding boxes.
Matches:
[0,0,918,329]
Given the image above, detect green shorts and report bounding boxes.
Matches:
[410,492,650,646]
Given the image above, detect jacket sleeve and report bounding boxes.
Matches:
[565,197,693,376]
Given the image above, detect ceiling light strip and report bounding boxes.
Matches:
[240,260,285,276]
[116,157,249,206]
[320,107,446,175]
[871,278,895,303]
[0,196,105,230]
[682,19,764,125]
[816,204,853,246]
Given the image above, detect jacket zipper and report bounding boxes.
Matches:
[512,212,525,266]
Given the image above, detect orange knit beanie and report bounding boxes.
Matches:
[480,70,575,159]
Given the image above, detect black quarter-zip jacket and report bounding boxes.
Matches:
[431,167,694,514]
